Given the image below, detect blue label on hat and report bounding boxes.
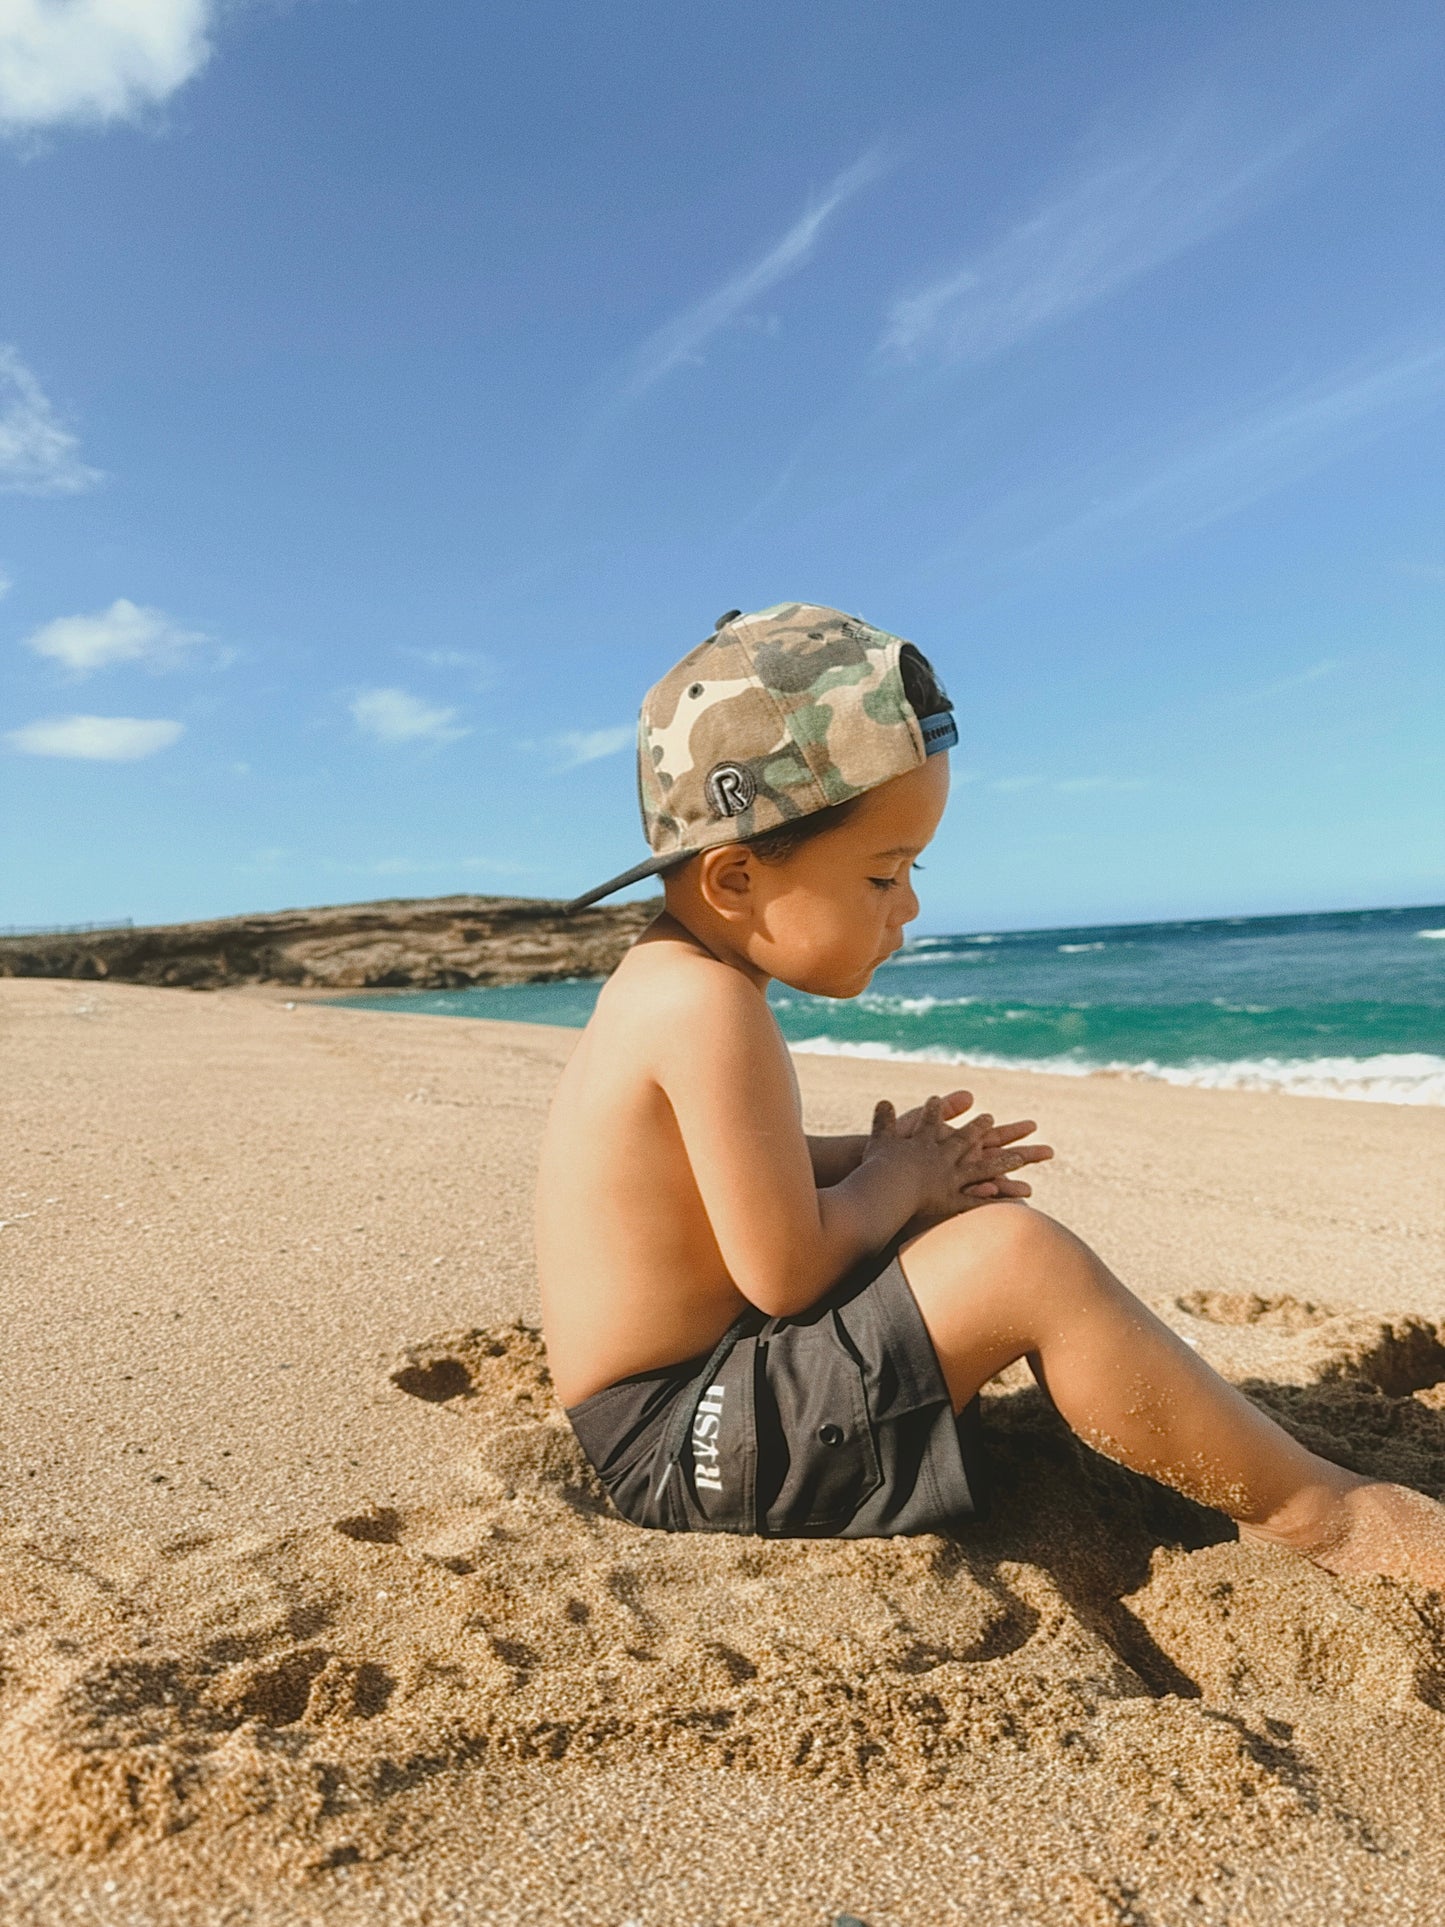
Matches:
[920,710,958,755]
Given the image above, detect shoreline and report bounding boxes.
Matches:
[3,977,1444,1924]
[313,981,1445,1108]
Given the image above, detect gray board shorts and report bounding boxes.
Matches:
[564,1251,988,1538]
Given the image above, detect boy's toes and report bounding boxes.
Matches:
[1253,1479,1445,1588]
[1314,1483,1445,1588]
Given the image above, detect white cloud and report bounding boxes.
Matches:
[0,0,213,135]
[6,712,184,759]
[0,345,102,495]
[0,565,12,599]
[553,726,632,769]
[881,98,1324,367]
[350,686,468,745]
[22,596,206,674]
[616,153,881,408]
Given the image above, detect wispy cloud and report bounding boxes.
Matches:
[1236,658,1343,705]
[238,844,292,873]
[403,646,494,674]
[23,597,208,675]
[1052,776,1149,795]
[988,774,1146,795]
[0,0,214,137]
[552,726,632,770]
[334,854,532,880]
[237,849,532,882]
[0,565,12,600]
[457,855,531,876]
[350,686,468,745]
[614,153,882,410]
[1028,341,1445,560]
[881,98,1327,367]
[0,346,102,495]
[6,713,184,760]
[400,644,497,692]
[931,338,1445,580]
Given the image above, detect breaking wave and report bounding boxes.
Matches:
[787,1039,1445,1106]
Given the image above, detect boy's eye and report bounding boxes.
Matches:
[869,862,923,891]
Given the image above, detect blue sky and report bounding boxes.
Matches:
[2,0,1443,936]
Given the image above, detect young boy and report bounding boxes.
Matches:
[537,602,1445,1578]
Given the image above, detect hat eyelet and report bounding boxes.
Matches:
[687,682,704,699]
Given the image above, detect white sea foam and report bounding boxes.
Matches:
[1418,928,1445,940]
[882,948,985,967]
[853,992,980,1014]
[787,1038,1445,1106]
[1057,942,1107,953]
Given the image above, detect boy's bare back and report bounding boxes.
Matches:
[536,920,768,1406]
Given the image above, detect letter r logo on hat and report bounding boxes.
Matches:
[705,762,756,818]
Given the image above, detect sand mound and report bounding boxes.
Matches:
[2,1318,1444,1899]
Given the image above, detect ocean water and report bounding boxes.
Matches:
[334,904,1445,1106]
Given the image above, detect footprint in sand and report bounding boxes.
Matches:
[1175,1288,1335,1333]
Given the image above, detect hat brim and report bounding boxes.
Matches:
[564,848,693,914]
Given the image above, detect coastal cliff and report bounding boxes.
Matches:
[0,894,659,991]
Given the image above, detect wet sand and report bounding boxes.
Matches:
[2,977,1443,1925]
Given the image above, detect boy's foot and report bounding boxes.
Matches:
[1241,1478,1445,1588]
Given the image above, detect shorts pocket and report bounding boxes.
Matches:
[759,1309,883,1534]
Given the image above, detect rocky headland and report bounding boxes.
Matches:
[0,894,658,991]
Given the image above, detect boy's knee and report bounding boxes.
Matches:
[948,1200,1062,1262]
[907,1200,1056,1279]
[910,1204,1101,1304]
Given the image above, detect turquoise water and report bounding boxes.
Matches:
[334,904,1445,1105]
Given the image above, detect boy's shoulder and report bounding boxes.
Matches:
[597,920,771,1047]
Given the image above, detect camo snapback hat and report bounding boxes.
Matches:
[565,602,957,912]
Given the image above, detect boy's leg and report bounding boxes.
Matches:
[898,1203,1445,1586]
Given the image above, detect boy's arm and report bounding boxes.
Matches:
[658,966,1005,1319]
[806,1135,868,1187]
[659,972,918,1317]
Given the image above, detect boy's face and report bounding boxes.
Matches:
[738,755,949,998]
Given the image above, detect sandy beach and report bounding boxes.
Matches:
[2,975,1444,1926]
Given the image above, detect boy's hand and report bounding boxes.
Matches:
[892,1088,975,1136]
[864,1092,1053,1228]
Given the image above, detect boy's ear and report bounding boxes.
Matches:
[696,843,755,920]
